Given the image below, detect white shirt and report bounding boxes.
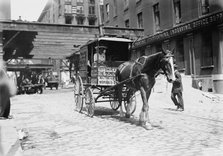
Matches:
[94,52,106,63]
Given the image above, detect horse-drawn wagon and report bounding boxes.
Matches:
[73,36,137,117]
[73,36,176,129]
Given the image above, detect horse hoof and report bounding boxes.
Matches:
[120,113,125,118]
[125,114,131,118]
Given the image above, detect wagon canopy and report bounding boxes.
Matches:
[97,37,133,43]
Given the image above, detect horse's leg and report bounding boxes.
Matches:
[117,85,125,117]
[139,87,152,130]
[138,75,154,130]
[125,89,134,118]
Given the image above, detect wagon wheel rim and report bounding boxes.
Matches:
[74,75,84,112]
[124,93,137,115]
[85,87,95,117]
[109,96,120,111]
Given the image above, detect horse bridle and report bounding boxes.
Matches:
[160,54,174,77]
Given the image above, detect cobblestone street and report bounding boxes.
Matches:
[10,86,223,156]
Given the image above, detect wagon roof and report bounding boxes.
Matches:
[97,37,133,42]
[68,37,132,57]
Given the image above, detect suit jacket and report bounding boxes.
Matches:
[172,70,183,93]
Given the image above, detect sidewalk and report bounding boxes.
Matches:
[0,118,23,156]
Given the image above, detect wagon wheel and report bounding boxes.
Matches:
[74,75,84,112]
[109,95,120,111]
[124,91,137,116]
[85,87,95,117]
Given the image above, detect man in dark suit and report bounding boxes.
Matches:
[171,65,184,111]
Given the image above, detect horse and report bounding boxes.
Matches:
[115,49,175,130]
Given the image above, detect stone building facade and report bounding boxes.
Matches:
[38,0,100,26]
[103,0,223,93]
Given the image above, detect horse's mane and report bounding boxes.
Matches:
[140,52,165,75]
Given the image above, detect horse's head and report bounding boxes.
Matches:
[160,49,176,83]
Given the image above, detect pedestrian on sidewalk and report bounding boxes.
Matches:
[0,60,17,119]
[171,64,184,111]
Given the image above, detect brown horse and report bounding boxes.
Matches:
[115,49,175,130]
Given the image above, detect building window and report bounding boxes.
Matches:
[176,38,185,68]
[113,0,118,17]
[89,6,95,15]
[201,31,213,66]
[77,6,84,14]
[89,19,95,25]
[173,0,181,24]
[65,4,72,14]
[89,0,95,4]
[65,16,72,24]
[201,0,209,15]
[153,3,160,32]
[106,3,109,21]
[77,18,84,25]
[77,0,84,6]
[125,19,129,28]
[58,0,61,15]
[124,0,129,10]
[137,12,143,28]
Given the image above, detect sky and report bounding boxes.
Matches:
[11,0,48,21]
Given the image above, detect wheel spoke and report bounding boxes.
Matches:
[74,75,83,112]
[85,87,95,117]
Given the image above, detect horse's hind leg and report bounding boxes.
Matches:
[125,89,134,118]
[117,85,125,117]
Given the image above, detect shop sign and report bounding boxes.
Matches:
[133,11,223,48]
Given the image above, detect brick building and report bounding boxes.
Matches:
[103,0,223,94]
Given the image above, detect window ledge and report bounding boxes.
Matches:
[201,65,214,69]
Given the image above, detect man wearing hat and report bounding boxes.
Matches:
[94,46,106,64]
[171,64,184,111]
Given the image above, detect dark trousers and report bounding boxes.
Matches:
[171,91,184,109]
